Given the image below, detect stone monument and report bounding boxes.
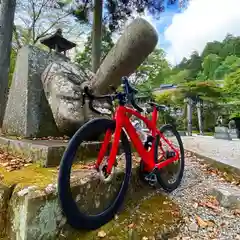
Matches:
[2,18,158,137]
[228,119,239,139]
[214,116,232,140]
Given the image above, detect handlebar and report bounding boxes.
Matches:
[122,77,143,113]
[82,77,144,114]
[82,87,115,115]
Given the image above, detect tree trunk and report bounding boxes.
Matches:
[196,101,204,135]
[0,0,16,127]
[91,0,103,73]
[187,97,193,136]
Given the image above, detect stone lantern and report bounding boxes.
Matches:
[40,28,76,56]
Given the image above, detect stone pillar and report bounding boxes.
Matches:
[196,100,204,135]
[186,97,193,136]
[92,18,158,94]
[2,46,68,137]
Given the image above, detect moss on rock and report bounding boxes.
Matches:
[61,192,182,240]
[0,164,58,190]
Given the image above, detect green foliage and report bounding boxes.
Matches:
[134,48,171,86]
[167,69,191,83]
[66,0,180,32]
[8,49,17,88]
[75,27,114,69]
[202,54,221,80]
[224,68,240,99]
[177,80,222,102]
[201,41,223,59]
[174,51,202,80]
[230,112,240,119]
[173,34,240,83]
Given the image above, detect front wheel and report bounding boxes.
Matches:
[155,124,185,192]
[58,118,132,230]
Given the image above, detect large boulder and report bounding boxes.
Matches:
[41,61,96,136]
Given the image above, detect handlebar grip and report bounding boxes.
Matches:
[83,86,112,115]
[88,99,102,115]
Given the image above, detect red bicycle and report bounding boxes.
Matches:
[58,77,184,230]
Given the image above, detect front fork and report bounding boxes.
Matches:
[95,122,122,174]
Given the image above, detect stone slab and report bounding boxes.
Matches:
[6,166,152,240]
[214,127,232,140]
[229,129,239,139]
[0,136,103,167]
[0,183,12,237]
[209,184,240,209]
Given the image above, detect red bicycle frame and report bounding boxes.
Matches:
[96,105,180,174]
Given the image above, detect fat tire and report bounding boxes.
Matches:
[58,118,132,230]
[155,124,184,192]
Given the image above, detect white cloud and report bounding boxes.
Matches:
[164,0,240,64]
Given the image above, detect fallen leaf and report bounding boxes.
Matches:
[233,209,240,216]
[97,230,107,238]
[204,202,220,212]
[195,215,208,228]
[128,223,135,228]
[142,237,148,240]
[206,219,215,227]
[193,202,198,208]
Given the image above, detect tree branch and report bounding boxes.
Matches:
[33,12,72,44]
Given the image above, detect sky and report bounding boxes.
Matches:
[15,0,240,66]
[149,0,240,65]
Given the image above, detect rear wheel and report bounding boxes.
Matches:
[155,124,184,192]
[58,118,132,230]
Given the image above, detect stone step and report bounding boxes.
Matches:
[0,166,181,240]
[209,184,240,210]
[0,136,105,167]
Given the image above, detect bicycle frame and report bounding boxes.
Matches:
[96,105,180,174]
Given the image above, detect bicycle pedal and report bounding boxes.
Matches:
[144,172,157,186]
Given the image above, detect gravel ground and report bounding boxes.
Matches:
[168,152,240,240]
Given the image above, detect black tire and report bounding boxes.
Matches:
[155,124,184,192]
[58,118,132,230]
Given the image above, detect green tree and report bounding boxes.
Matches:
[214,55,240,79]
[132,48,171,86]
[201,41,223,59]
[75,27,114,69]
[202,54,221,79]
[224,68,240,99]
[185,51,202,79]
[172,51,202,81]
[167,69,191,84]
[220,34,240,58]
